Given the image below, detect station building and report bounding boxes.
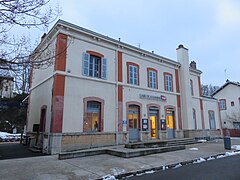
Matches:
[27,20,221,154]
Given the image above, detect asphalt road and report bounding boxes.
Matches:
[129,154,240,180]
[0,142,45,160]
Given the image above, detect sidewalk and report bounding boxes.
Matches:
[0,138,240,180]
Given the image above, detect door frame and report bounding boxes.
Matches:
[126,101,142,142]
[147,104,160,139]
[164,105,176,139]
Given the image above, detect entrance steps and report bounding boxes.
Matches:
[125,138,196,149]
[59,138,197,160]
[28,145,42,153]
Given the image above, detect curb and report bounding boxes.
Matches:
[97,150,240,180]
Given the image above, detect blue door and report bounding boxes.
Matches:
[128,105,140,142]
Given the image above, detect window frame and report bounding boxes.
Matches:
[192,108,197,129]
[164,72,173,92]
[82,51,107,79]
[147,68,158,89]
[219,99,227,110]
[190,79,194,96]
[208,110,216,129]
[127,62,140,86]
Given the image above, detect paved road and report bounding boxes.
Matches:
[129,154,240,180]
[0,142,44,160]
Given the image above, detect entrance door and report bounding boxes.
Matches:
[150,109,158,139]
[128,105,140,142]
[166,109,175,138]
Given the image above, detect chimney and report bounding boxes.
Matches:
[190,61,196,69]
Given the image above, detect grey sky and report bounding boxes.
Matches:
[23,0,240,86]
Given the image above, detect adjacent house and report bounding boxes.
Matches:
[212,80,240,136]
[27,20,221,154]
[0,69,14,99]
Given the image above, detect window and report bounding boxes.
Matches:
[233,122,240,129]
[209,111,216,129]
[231,101,235,106]
[82,51,107,79]
[147,68,158,89]
[190,79,194,96]
[193,108,197,129]
[127,62,139,85]
[164,73,173,92]
[219,99,226,110]
[86,101,101,132]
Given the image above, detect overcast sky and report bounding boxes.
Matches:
[45,0,240,86]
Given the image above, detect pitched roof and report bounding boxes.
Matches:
[212,80,240,96]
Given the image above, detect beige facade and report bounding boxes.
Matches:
[27,20,221,154]
[212,81,240,130]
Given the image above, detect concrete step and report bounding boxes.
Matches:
[28,147,42,153]
[59,145,186,160]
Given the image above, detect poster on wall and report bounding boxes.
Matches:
[122,120,127,126]
[142,118,148,131]
[160,119,166,130]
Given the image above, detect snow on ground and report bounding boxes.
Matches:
[102,174,116,180]
[189,147,199,151]
[231,145,240,150]
[110,167,125,175]
[173,163,182,169]
[193,157,206,164]
[197,139,207,143]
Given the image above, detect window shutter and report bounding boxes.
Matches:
[82,52,90,76]
[101,57,107,79]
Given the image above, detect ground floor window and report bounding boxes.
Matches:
[85,101,100,132]
[209,111,216,129]
[233,122,240,129]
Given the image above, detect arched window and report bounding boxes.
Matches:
[83,97,104,132]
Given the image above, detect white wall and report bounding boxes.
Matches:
[27,78,53,132]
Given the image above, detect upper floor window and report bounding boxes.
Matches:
[147,68,158,89]
[231,101,235,106]
[82,51,107,79]
[190,79,194,96]
[209,111,216,129]
[164,72,173,92]
[127,62,139,85]
[219,99,226,110]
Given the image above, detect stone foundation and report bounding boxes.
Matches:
[183,129,221,139]
[61,132,116,152]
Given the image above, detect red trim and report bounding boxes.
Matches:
[198,77,202,97]
[127,62,140,85]
[175,69,180,93]
[86,50,104,58]
[147,67,158,89]
[55,33,67,71]
[126,101,142,131]
[118,51,123,82]
[118,86,123,131]
[208,110,216,129]
[176,95,182,130]
[83,97,105,132]
[219,99,227,110]
[164,72,173,92]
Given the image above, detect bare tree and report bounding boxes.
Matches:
[0,0,61,94]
